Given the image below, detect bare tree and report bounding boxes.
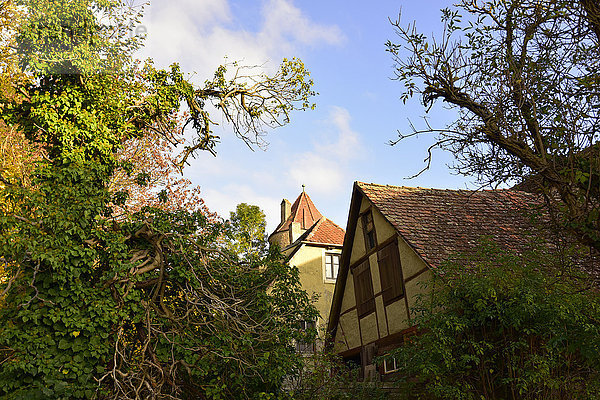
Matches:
[388,0,600,250]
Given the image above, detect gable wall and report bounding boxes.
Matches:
[333,195,432,355]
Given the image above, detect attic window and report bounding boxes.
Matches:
[361,210,377,250]
[325,253,340,280]
[353,259,375,318]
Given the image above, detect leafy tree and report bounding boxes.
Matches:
[226,203,269,261]
[386,242,600,400]
[0,0,317,398]
[387,0,600,251]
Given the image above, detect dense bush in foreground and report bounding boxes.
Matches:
[388,243,600,400]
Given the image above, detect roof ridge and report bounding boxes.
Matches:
[358,181,529,194]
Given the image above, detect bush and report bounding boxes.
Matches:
[288,351,392,400]
[389,241,600,400]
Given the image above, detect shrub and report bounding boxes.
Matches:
[389,241,600,400]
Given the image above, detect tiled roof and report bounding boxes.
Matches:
[274,191,323,234]
[357,182,545,268]
[305,218,345,245]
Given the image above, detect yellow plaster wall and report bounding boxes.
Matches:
[333,329,347,354]
[399,236,428,279]
[375,296,388,337]
[372,205,397,244]
[349,221,366,266]
[351,197,396,265]
[405,270,433,313]
[336,309,361,351]
[359,312,378,345]
[340,271,355,313]
[369,253,381,294]
[385,298,409,335]
[288,244,339,329]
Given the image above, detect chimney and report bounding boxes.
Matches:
[281,199,291,225]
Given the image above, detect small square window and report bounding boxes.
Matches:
[383,357,399,374]
[325,253,340,280]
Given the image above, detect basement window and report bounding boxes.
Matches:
[296,320,316,353]
[383,357,399,374]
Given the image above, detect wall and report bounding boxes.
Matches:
[333,195,432,355]
[288,243,341,335]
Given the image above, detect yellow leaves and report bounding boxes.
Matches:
[72,331,80,337]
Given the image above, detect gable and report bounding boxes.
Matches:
[327,185,430,353]
[327,181,545,354]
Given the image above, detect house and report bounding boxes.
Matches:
[269,188,345,351]
[326,182,544,379]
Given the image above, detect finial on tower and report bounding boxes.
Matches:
[302,184,305,193]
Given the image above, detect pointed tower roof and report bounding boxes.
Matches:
[273,190,323,234]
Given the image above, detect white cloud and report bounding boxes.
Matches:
[317,106,361,160]
[140,0,344,79]
[287,106,362,195]
[289,153,345,194]
[260,0,344,48]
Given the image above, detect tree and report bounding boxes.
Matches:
[225,203,269,261]
[0,0,317,398]
[386,242,600,399]
[387,0,600,251]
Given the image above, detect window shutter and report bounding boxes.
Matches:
[353,259,375,317]
[378,241,403,304]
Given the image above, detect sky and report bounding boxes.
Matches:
[138,0,475,233]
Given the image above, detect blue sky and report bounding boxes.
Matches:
[140,0,475,232]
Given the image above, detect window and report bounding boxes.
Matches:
[383,357,399,374]
[296,320,316,353]
[361,210,377,250]
[378,241,404,304]
[325,252,340,280]
[352,259,375,317]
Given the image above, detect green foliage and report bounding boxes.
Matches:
[388,242,600,399]
[225,203,268,261]
[289,351,392,400]
[0,0,318,398]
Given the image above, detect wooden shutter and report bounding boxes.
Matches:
[352,259,375,317]
[378,241,403,304]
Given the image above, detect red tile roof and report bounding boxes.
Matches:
[304,218,345,245]
[357,182,546,268]
[274,191,323,234]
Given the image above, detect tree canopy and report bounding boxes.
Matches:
[388,0,600,251]
[0,0,317,398]
[226,203,269,261]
